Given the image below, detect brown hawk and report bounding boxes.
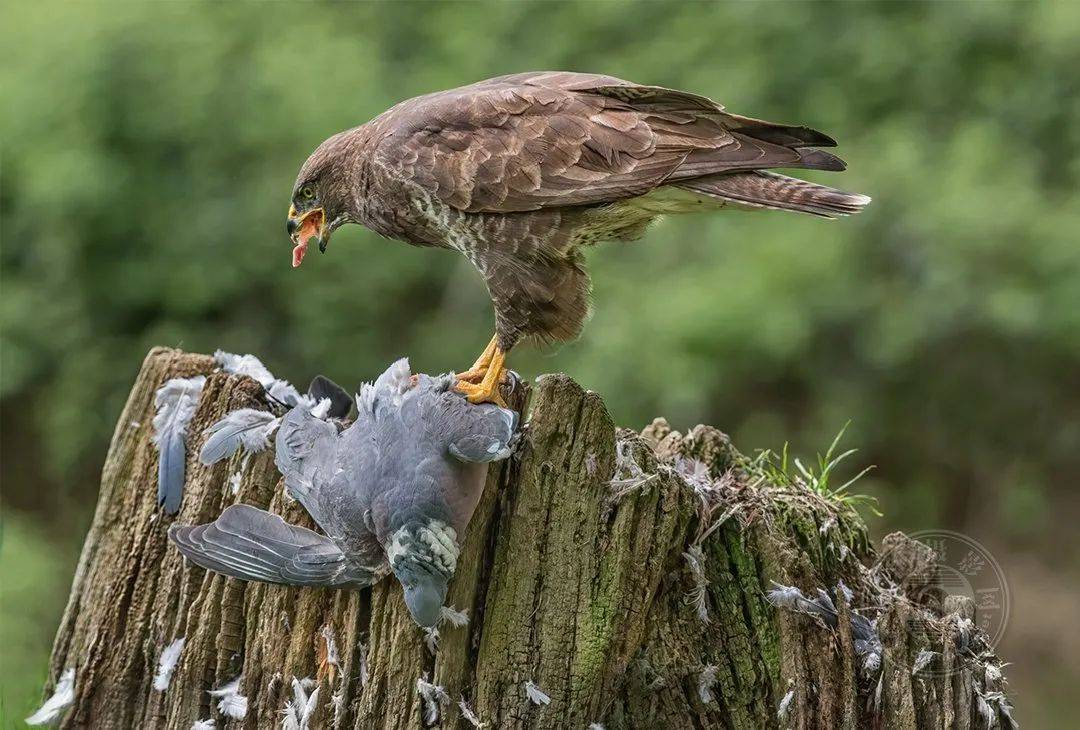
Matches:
[286,72,870,405]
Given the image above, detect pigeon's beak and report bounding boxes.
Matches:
[287,205,326,268]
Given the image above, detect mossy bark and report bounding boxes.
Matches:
[43,348,1013,729]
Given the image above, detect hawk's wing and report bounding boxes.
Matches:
[375,71,843,214]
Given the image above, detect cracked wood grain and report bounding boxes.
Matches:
[42,348,1012,729]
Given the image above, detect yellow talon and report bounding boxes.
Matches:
[454,338,508,406]
[455,336,498,384]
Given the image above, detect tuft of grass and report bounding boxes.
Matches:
[744,422,881,517]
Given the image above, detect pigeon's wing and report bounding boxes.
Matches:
[274,408,340,528]
[308,375,353,419]
[168,504,375,586]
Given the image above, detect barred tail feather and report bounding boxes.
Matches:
[678,171,871,219]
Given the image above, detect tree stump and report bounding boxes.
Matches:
[41,348,1016,728]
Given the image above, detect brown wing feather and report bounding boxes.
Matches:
[374,72,843,214]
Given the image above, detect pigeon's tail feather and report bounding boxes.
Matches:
[168,504,363,586]
[157,434,185,514]
[678,170,870,219]
[308,375,353,419]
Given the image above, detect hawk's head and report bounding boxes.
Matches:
[287,129,362,268]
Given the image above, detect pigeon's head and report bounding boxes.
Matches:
[287,127,368,268]
[384,520,460,628]
[394,559,449,628]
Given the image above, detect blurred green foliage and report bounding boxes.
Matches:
[1,1,1078,723]
[0,515,78,723]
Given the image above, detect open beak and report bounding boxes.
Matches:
[287,205,326,268]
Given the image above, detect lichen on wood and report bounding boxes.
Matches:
[40,348,1015,728]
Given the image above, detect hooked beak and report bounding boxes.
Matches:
[287,205,326,268]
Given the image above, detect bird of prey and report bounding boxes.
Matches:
[170,359,518,627]
[287,71,870,405]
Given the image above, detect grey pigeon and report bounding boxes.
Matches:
[169,359,518,627]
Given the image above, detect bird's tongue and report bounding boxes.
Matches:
[292,241,308,268]
[290,214,322,268]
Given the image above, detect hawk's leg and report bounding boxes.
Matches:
[454,335,498,384]
[454,342,509,407]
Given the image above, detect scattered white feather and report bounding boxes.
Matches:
[778,688,795,721]
[153,637,186,691]
[423,626,440,655]
[766,582,808,611]
[199,409,280,465]
[25,667,75,725]
[459,696,485,727]
[228,471,242,495]
[439,605,469,628]
[697,664,718,704]
[588,724,605,730]
[357,642,369,689]
[987,691,1018,729]
[320,625,339,672]
[683,545,710,623]
[837,579,854,603]
[191,720,215,730]
[912,649,937,676]
[214,350,314,410]
[330,689,347,726]
[975,692,992,727]
[208,676,247,720]
[153,377,207,437]
[416,675,449,725]
[523,680,550,706]
[281,676,320,730]
[267,378,305,407]
[863,647,882,675]
[214,350,275,387]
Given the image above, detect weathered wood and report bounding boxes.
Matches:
[42,348,1015,729]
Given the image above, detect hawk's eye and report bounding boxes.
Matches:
[299,185,316,201]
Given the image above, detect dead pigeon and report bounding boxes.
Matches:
[169,359,518,626]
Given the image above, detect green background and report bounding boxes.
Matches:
[2,0,1077,725]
